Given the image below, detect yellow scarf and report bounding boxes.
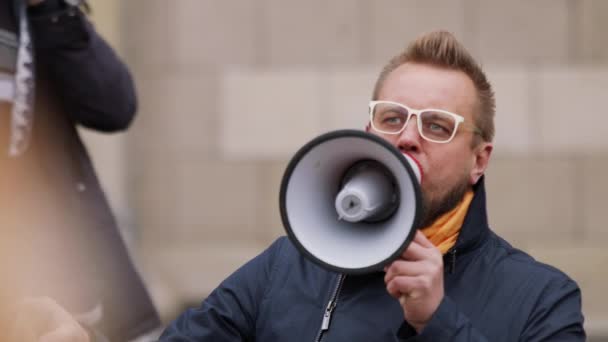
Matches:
[420,190,474,254]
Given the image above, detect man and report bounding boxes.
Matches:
[159,31,584,341]
[0,0,160,341]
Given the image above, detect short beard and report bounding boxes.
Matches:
[419,179,470,228]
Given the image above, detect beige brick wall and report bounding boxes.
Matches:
[579,0,608,62]
[220,69,325,158]
[82,0,608,336]
[79,0,133,242]
[369,0,468,63]
[473,0,573,63]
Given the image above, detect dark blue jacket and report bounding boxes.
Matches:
[160,179,585,341]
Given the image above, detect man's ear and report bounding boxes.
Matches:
[365,122,370,132]
[470,142,493,185]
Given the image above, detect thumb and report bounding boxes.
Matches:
[413,230,435,248]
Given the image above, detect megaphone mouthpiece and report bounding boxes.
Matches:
[334,160,398,223]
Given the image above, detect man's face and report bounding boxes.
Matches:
[370,63,492,227]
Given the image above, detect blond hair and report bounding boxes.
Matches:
[372,31,495,143]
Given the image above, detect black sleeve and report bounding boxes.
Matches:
[519,279,585,341]
[397,279,585,342]
[159,238,287,341]
[28,1,137,132]
[397,296,491,342]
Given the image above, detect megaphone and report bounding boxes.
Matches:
[279,129,423,274]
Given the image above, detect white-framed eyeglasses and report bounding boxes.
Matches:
[369,100,478,144]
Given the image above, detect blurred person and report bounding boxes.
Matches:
[159,31,584,341]
[0,0,160,341]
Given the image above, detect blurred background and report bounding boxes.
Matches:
[83,0,607,339]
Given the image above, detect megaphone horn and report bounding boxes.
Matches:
[279,129,423,274]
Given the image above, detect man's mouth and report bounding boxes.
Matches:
[402,152,424,185]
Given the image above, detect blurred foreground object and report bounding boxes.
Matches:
[0,0,159,340]
[10,297,89,342]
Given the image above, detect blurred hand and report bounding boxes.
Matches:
[10,297,90,342]
[384,230,444,333]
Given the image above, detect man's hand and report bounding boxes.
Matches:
[10,297,90,342]
[384,230,444,333]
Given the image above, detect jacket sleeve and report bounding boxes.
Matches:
[28,2,137,132]
[396,296,490,342]
[519,278,585,341]
[397,278,585,341]
[158,238,286,341]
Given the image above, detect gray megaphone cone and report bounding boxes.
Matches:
[280,129,423,274]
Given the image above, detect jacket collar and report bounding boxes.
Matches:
[451,176,491,254]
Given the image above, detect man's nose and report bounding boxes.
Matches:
[396,117,422,153]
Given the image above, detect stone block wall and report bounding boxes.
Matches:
[85,0,608,337]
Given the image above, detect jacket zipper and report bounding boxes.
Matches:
[313,250,456,341]
[447,248,457,274]
[314,274,346,342]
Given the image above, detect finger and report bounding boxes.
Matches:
[401,241,429,261]
[399,294,407,307]
[11,297,81,342]
[385,275,426,299]
[414,230,436,249]
[397,290,425,307]
[39,325,90,342]
[10,297,55,342]
[402,242,442,264]
[384,260,427,283]
[19,297,54,323]
[26,297,74,328]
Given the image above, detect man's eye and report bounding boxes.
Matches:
[429,123,446,131]
[384,117,403,124]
